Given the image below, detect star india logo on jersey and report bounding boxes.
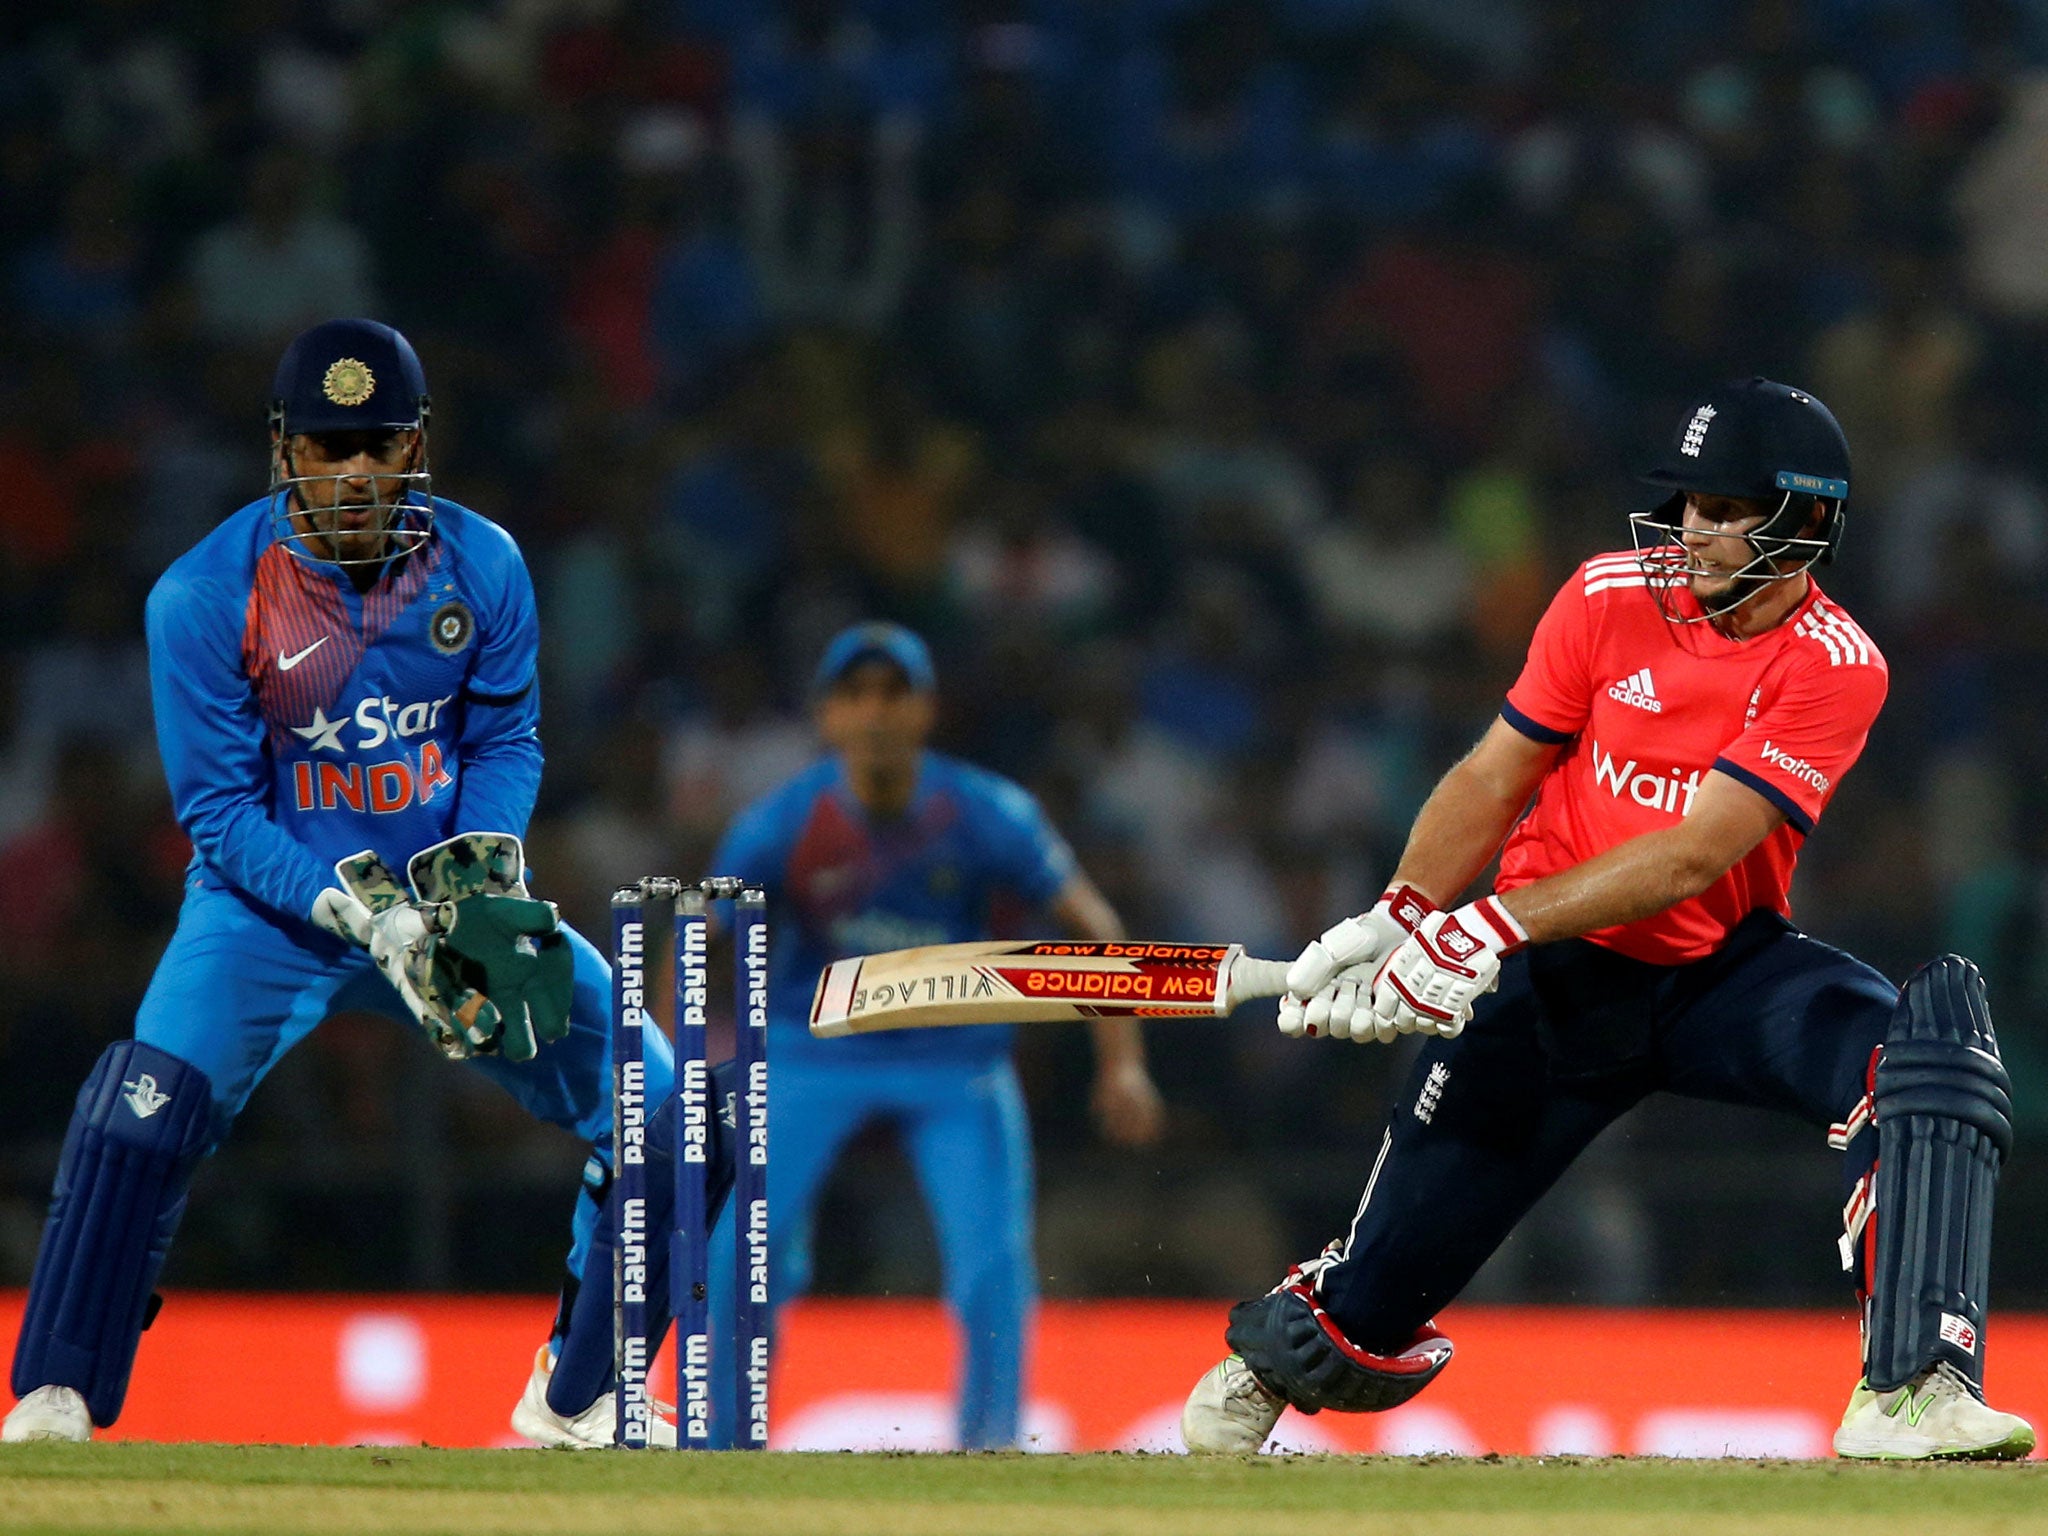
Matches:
[1680,403,1716,457]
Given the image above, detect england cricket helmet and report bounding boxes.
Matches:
[268,318,433,565]
[1635,376,1851,565]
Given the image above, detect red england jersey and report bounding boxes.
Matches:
[1497,548,1888,963]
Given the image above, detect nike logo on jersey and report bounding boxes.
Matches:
[279,637,329,671]
[1606,668,1662,713]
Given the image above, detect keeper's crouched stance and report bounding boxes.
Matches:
[1183,379,2034,1461]
[3,320,737,1448]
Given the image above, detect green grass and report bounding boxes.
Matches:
[1,1444,2044,1536]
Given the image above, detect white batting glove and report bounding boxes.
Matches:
[1371,896,1528,1040]
[1278,885,1436,1041]
[310,886,373,946]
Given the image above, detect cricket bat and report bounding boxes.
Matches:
[809,940,1292,1036]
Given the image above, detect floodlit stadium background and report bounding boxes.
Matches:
[5,0,2048,1449]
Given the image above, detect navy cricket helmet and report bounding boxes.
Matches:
[268,319,434,565]
[1636,376,1851,560]
[271,318,430,435]
[1628,377,1852,624]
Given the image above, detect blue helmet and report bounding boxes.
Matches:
[1629,377,1851,621]
[268,318,433,566]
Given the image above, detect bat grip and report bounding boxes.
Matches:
[1222,956,1292,1011]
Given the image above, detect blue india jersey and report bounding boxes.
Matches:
[712,752,1078,1066]
[147,496,543,925]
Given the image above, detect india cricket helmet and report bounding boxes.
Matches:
[1635,376,1851,565]
[271,318,430,436]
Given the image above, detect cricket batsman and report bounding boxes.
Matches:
[1,319,720,1448]
[1182,378,2035,1461]
[709,622,1165,1449]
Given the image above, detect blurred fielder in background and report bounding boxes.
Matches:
[712,621,1164,1449]
[1,318,715,1449]
[1183,378,2034,1462]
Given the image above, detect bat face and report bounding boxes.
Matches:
[810,940,1250,1035]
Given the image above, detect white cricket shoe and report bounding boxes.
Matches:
[1181,1354,1286,1454]
[510,1346,677,1449]
[2,1385,92,1444]
[1833,1362,2036,1461]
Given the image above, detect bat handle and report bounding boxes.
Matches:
[1221,954,1292,1011]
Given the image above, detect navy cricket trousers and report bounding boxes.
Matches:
[1315,910,1898,1352]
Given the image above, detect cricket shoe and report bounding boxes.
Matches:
[511,1346,678,1449]
[2,1385,92,1444]
[1181,1354,1286,1454]
[1833,1362,2036,1461]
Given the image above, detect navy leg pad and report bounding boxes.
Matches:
[548,1061,738,1418]
[1225,1284,1452,1414]
[1867,954,2012,1393]
[11,1042,217,1426]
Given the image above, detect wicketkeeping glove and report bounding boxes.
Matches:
[1279,885,1437,1041]
[1370,896,1528,1040]
[433,894,574,1063]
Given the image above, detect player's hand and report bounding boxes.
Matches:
[367,902,478,1058]
[437,895,574,1063]
[1278,885,1436,1041]
[1370,897,1528,1040]
[1092,1059,1166,1147]
[310,886,374,947]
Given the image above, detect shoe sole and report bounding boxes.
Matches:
[1835,1426,2037,1462]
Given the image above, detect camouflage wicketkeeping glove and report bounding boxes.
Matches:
[433,893,574,1064]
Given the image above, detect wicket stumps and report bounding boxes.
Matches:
[610,876,770,1450]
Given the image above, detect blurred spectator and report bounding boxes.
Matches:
[187,148,376,343]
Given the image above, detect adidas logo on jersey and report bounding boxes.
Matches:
[1607,668,1663,713]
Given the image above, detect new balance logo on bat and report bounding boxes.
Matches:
[1607,668,1662,712]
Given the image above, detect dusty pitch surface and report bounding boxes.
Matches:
[2,1445,2045,1536]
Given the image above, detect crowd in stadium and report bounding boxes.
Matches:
[5,0,2048,1305]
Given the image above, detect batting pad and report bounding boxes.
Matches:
[1866,955,2012,1393]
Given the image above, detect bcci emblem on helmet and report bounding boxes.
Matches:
[430,599,475,655]
[322,357,376,407]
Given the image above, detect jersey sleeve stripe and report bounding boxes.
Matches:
[1501,701,1573,744]
[1585,574,1683,596]
[1794,613,1847,666]
[1712,757,1815,834]
[463,680,534,706]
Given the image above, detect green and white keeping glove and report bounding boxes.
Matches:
[335,834,572,1063]
[432,893,574,1063]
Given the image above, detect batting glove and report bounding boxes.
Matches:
[1279,885,1436,1041]
[1371,896,1528,1040]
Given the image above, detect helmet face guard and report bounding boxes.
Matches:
[267,318,434,567]
[1628,481,1842,625]
[267,422,434,568]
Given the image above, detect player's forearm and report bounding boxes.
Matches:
[1088,1015,1148,1072]
[451,731,543,838]
[1391,755,1530,906]
[1495,825,1728,945]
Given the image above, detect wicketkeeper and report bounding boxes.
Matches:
[1182,378,2033,1461]
[2,319,720,1448]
